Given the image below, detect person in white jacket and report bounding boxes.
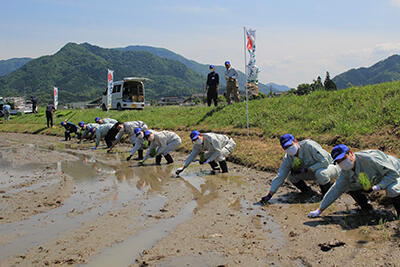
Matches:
[176,130,236,175]
[139,130,182,165]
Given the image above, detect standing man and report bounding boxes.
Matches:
[176,130,236,175]
[45,103,56,128]
[257,134,339,205]
[140,130,182,165]
[107,121,148,154]
[61,121,81,141]
[2,103,11,122]
[95,117,118,125]
[31,96,38,113]
[224,61,239,104]
[206,65,219,107]
[308,145,400,218]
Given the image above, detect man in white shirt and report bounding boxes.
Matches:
[224,61,239,104]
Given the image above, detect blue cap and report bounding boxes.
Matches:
[134,127,142,135]
[144,130,152,137]
[224,61,230,65]
[190,130,200,141]
[209,65,215,69]
[61,121,66,126]
[78,121,85,127]
[331,144,350,162]
[95,117,100,123]
[280,134,295,148]
[90,127,95,133]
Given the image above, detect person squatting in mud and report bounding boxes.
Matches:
[308,144,400,218]
[139,130,182,166]
[91,123,115,149]
[126,127,148,161]
[78,121,99,143]
[175,130,236,175]
[61,121,81,141]
[258,134,340,205]
[107,121,148,157]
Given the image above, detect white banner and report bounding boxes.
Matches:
[53,87,58,109]
[245,28,259,95]
[107,69,114,110]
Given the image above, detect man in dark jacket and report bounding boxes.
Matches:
[31,96,38,113]
[206,65,219,107]
[61,121,81,141]
[46,103,56,128]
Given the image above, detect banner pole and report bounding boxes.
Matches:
[243,27,249,136]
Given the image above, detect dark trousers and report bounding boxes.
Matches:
[105,123,119,148]
[32,104,37,113]
[65,129,81,141]
[207,89,218,107]
[46,111,53,128]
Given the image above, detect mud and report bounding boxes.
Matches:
[0,133,399,267]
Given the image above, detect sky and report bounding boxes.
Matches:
[2,0,400,87]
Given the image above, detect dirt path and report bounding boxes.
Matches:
[0,133,399,267]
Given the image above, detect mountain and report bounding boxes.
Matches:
[0,43,203,104]
[118,45,290,92]
[333,54,400,89]
[0,57,32,77]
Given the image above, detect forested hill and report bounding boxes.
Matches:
[0,43,203,104]
[333,54,400,89]
[0,57,32,77]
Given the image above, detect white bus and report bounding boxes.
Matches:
[102,77,149,110]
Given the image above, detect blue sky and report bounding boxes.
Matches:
[2,0,400,87]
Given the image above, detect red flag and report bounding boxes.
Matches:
[247,36,253,50]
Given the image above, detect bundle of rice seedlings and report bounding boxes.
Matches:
[358,172,371,191]
[292,157,304,171]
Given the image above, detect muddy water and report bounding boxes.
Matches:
[0,133,286,266]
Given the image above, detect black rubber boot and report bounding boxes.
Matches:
[292,180,312,193]
[348,190,373,211]
[392,195,400,218]
[164,154,174,164]
[319,181,333,196]
[219,160,228,173]
[135,149,143,160]
[155,155,162,165]
[208,161,220,171]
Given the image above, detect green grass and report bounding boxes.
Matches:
[1,80,400,170]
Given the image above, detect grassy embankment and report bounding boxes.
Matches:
[1,80,399,171]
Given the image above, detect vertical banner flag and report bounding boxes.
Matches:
[107,69,114,110]
[53,87,58,109]
[245,28,259,95]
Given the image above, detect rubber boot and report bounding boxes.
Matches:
[219,160,228,173]
[348,190,373,211]
[392,195,400,218]
[292,180,312,193]
[164,154,174,164]
[155,155,162,165]
[134,149,143,160]
[208,161,220,171]
[319,181,333,197]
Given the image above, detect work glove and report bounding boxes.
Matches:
[291,168,308,175]
[175,167,184,175]
[372,185,381,192]
[259,193,273,205]
[308,208,322,218]
[126,155,132,161]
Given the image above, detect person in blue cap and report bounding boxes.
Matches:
[224,61,239,104]
[206,65,219,107]
[126,127,146,161]
[78,121,99,143]
[257,134,339,205]
[308,144,400,218]
[175,130,236,175]
[139,130,182,165]
[108,120,148,153]
[91,123,114,149]
[61,121,81,141]
[95,117,117,125]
